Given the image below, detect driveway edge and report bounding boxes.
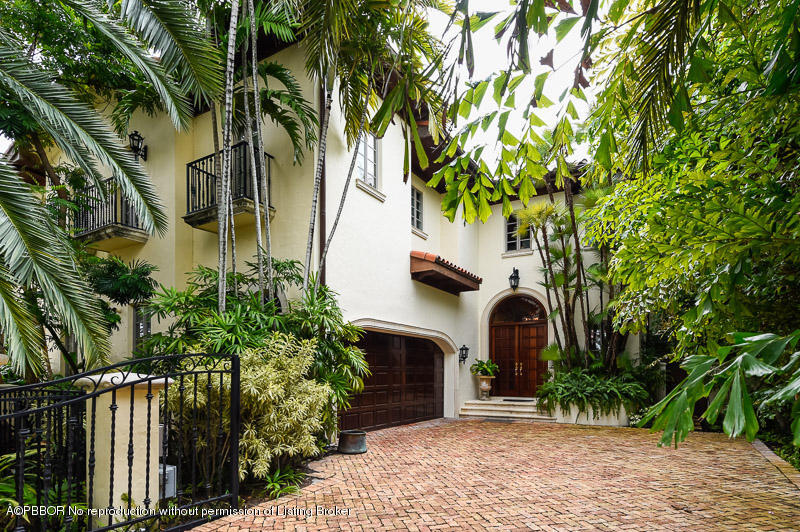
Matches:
[752,439,800,490]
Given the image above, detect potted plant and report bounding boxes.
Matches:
[470,359,499,400]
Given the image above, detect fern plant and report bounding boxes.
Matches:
[537,369,649,420]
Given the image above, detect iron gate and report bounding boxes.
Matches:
[0,354,240,531]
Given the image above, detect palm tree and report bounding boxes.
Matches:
[0,0,222,376]
[216,0,242,312]
[515,202,564,351]
[210,0,317,310]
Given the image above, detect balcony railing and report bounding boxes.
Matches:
[186,141,273,217]
[71,178,147,250]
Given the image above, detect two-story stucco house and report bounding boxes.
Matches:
[59,43,637,430]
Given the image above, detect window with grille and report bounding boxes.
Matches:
[411,187,423,231]
[505,215,531,251]
[133,305,151,349]
[355,134,378,188]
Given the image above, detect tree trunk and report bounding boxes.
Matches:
[228,185,238,295]
[43,320,79,374]
[316,80,372,285]
[563,179,591,367]
[247,0,274,302]
[217,0,242,312]
[531,231,563,351]
[242,42,265,305]
[302,84,333,291]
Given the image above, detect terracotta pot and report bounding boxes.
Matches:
[477,375,495,400]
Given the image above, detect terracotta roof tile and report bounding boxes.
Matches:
[409,251,482,284]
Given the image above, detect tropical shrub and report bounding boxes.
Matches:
[258,465,306,500]
[470,359,499,376]
[0,450,85,531]
[642,331,800,447]
[284,283,369,434]
[168,333,330,486]
[143,260,368,438]
[537,369,649,419]
[142,261,298,356]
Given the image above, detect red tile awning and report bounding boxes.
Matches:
[410,251,482,295]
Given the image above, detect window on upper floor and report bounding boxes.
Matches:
[505,215,531,252]
[133,305,151,350]
[355,134,378,188]
[411,187,423,231]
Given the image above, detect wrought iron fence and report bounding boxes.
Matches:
[0,354,240,531]
[186,141,274,215]
[71,178,144,236]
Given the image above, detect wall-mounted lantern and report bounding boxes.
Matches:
[509,267,520,291]
[458,345,469,365]
[128,130,148,161]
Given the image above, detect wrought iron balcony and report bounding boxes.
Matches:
[72,178,148,251]
[184,141,274,232]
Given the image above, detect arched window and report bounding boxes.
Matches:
[490,295,546,324]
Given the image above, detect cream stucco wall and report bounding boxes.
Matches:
[53,43,636,416]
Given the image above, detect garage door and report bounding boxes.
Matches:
[340,332,444,431]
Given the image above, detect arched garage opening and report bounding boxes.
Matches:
[339,331,444,431]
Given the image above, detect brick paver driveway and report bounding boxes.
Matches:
[196,419,800,531]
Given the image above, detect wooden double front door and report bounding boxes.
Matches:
[490,322,548,397]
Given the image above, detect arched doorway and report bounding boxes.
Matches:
[489,295,548,397]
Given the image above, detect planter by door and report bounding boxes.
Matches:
[489,295,548,397]
[477,375,495,400]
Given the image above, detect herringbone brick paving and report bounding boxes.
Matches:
[194,419,800,531]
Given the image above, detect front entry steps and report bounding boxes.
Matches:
[459,398,556,423]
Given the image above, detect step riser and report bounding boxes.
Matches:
[461,410,546,417]
[460,405,547,413]
[461,406,546,414]
[459,410,552,418]
[459,413,556,423]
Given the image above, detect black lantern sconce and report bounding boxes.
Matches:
[458,345,469,365]
[128,130,148,161]
[509,267,520,291]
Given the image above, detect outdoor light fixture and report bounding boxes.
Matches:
[458,345,469,364]
[509,267,520,291]
[128,130,147,161]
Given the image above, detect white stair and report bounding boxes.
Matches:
[458,398,556,423]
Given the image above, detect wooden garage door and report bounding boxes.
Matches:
[340,332,444,431]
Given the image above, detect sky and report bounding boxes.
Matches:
[428,1,592,166]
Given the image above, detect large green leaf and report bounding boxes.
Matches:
[0,45,167,235]
[0,159,110,371]
[60,0,191,130]
[119,0,223,102]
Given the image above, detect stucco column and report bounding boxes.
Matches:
[76,373,170,515]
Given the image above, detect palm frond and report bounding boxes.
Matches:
[0,264,44,376]
[59,0,191,130]
[254,1,298,42]
[301,0,359,78]
[0,45,167,234]
[627,0,701,172]
[0,158,109,370]
[118,0,223,102]
[258,62,318,161]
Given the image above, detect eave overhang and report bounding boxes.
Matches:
[410,251,482,295]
